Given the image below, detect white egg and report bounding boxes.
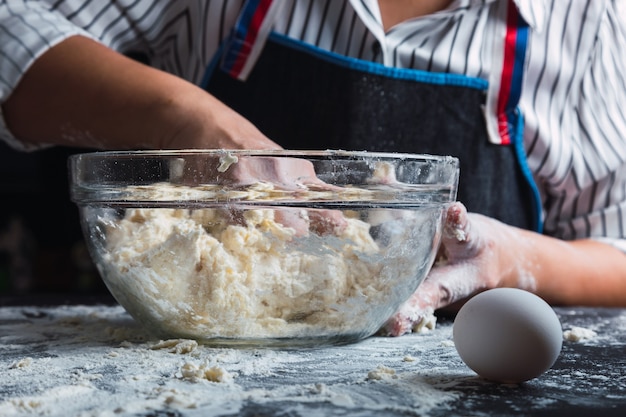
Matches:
[453,288,562,383]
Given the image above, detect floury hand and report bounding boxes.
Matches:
[381,202,536,336]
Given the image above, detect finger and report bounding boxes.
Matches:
[274,208,310,237]
[225,157,319,190]
[441,202,491,263]
[425,263,481,309]
[380,278,439,336]
[382,258,484,337]
[442,201,470,243]
[274,208,349,237]
[308,209,348,236]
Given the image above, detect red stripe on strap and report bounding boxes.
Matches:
[229,0,273,78]
[496,2,519,145]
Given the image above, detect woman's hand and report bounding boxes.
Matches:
[214,155,348,236]
[382,202,626,337]
[382,202,519,336]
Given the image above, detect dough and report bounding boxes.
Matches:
[367,366,397,380]
[180,363,233,383]
[151,339,198,354]
[563,326,597,342]
[93,183,435,341]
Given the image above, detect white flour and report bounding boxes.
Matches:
[2,305,626,416]
[0,305,462,417]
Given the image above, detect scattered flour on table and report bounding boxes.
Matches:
[0,305,464,417]
[3,305,625,416]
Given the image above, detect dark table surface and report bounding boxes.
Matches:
[1,295,625,417]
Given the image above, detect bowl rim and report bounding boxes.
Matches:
[68,149,460,205]
[68,148,459,162]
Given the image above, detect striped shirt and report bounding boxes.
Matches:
[1,0,625,249]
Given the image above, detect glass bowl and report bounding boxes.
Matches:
[69,150,459,347]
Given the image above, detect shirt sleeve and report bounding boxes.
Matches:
[527,0,626,250]
[574,1,626,250]
[0,1,100,151]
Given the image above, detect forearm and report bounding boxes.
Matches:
[2,35,277,150]
[504,230,626,307]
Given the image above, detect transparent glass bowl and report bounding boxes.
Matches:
[69,150,459,347]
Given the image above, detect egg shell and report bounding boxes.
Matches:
[453,288,563,383]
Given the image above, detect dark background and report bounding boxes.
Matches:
[0,141,105,295]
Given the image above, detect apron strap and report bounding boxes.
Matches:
[485,0,530,146]
[483,0,542,232]
[220,0,285,81]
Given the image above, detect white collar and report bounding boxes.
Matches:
[353,0,548,33]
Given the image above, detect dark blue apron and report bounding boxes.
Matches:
[201,1,541,232]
